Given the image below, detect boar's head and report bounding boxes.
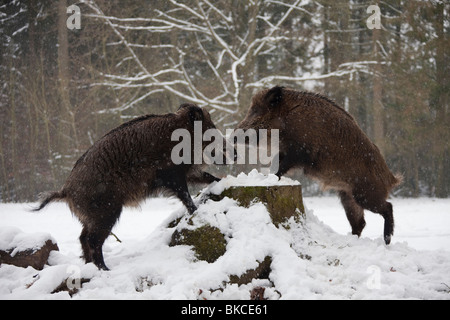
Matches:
[177,103,217,131]
[237,86,286,133]
[177,103,233,165]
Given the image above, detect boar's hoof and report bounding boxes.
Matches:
[384,234,391,245]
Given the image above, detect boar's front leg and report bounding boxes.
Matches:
[187,169,221,184]
[275,146,314,178]
[156,168,197,214]
[275,152,296,178]
[199,171,221,183]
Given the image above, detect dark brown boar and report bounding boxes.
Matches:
[237,86,402,244]
[33,104,223,270]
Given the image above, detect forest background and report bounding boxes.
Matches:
[0,0,448,202]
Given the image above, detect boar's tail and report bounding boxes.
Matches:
[388,173,404,191]
[32,191,66,212]
[394,173,404,187]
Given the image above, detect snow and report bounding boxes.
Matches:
[207,170,300,195]
[0,172,449,300]
[0,226,56,257]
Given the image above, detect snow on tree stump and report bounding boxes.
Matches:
[0,227,59,271]
[169,183,305,268]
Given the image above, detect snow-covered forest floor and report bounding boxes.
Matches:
[0,174,449,300]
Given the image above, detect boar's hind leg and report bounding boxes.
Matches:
[338,190,366,237]
[81,227,111,271]
[79,204,122,271]
[353,191,394,245]
[377,201,394,245]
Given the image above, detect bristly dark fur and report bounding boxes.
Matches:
[237,86,402,245]
[33,105,223,271]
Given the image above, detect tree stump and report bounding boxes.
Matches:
[169,225,227,263]
[169,184,305,266]
[211,185,305,227]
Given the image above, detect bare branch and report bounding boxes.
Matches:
[195,0,239,61]
[83,0,237,113]
[81,0,365,117]
[246,61,383,88]
[169,0,205,20]
[253,0,303,57]
[203,0,233,24]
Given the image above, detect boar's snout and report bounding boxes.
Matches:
[237,86,284,132]
[226,136,239,163]
[236,115,257,132]
[203,130,237,165]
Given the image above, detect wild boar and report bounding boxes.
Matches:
[237,86,402,244]
[34,104,224,270]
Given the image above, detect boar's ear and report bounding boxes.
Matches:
[188,106,204,124]
[178,103,204,124]
[265,86,284,108]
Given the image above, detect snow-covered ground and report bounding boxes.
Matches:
[0,172,449,299]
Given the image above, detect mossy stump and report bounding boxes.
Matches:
[169,184,304,265]
[169,225,227,263]
[212,185,305,227]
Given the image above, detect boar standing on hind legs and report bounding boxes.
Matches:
[33,104,223,271]
[237,86,402,245]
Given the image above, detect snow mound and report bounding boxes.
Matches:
[0,176,449,299]
[0,227,56,257]
[207,169,300,195]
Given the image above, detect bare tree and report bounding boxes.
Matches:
[81,0,377,126]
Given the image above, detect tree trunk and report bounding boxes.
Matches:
[57,0,78,152]
[0,137,10,202]
[433,3,449,197]
[236,1,260,122]
[8,55,18,201]
[371,6,385,156]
